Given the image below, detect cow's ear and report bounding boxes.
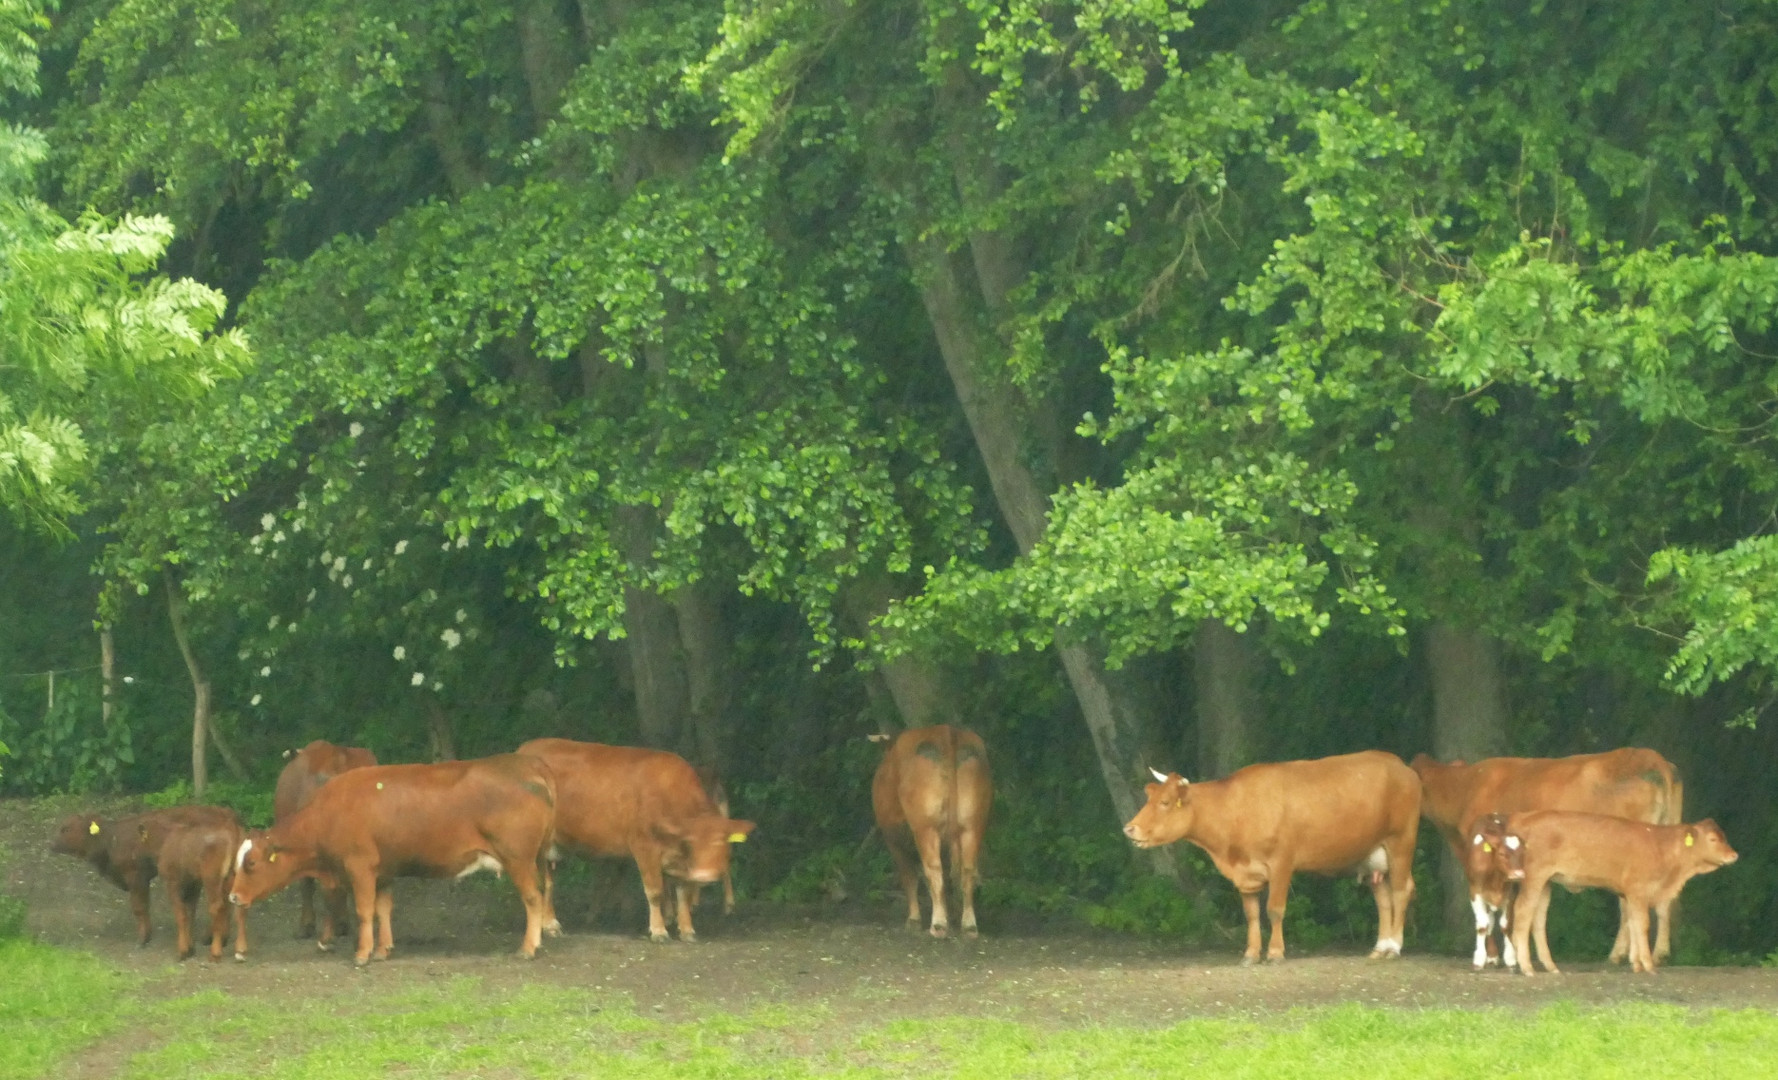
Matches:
[651,821,687,845]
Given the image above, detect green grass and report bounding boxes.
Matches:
[0,938,134,1080]
[10,943,1778,1079]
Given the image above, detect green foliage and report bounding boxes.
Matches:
[0,677,133,796]
[143,776,275,828]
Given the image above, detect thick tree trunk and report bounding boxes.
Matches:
[426,695,458,761]
[838,575,961,733]
[616,506,692,750]
[1426,622,1509,934]
[1195,619,1257,779]
[672,577,734,769]
[165,574,211,799]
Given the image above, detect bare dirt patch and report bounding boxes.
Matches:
[7,794,1778,1041]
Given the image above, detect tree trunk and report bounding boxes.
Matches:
[100,624,115,727]
[1195,619,1257,780]
[1426,622,1509,934]
[165,574,211,799]
[426,695,458,761]
[616,506,691,750]
[208,722,249,781]
[838,575,961,732]
[672,577,734,769]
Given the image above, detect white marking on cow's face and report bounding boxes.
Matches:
[455,853,503,881]
[1473,834,1484,846]
[1150,768,1169,783]
[235,839,253,873]
[1504,835,1520,850]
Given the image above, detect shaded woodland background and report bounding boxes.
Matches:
[5,0,1778,960]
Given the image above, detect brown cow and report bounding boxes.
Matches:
[50,805,241,949]
[228,754,556,964]
[1500,811,1737,975]
[274,739,378,945]
[1411,749,1683,964]
[1124,751,1421,963]
[157,813,250,961]
[689,765,737,917]
[870,725,992,939]
[1460,812,1524,971]
[516,738,755,944]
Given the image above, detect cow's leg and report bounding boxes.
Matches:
[913,825,948,938]
[675,880,698,943]
[504,853,545,959]
[298,876,317,939]
[371,885,395,961]
[1498,886,1519,971]
[886,830,922,929]
[1652,896,1674,964]
[1607,896,1631,964]
[129,878,153,946]
[1366,872,1396,959]
[635,855,673,943]
[349,870,379,965]
[1238,891,1263,964]
[722,869,736,916]
[1264,873,1291,962]
[1470,895,1494,970]
[957,824,984,940]
[1624,898,1654,974]
[1509,879,1541,976]
[231,888,249,961]
[172,879,195,960]
[539,855,561,937]
[1531,882,1561,974]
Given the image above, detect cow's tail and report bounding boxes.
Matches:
[1661,760,1684,826]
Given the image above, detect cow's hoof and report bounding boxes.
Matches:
[963,927,979,940]
[649,931,670,944]
[679,931,698,944]
[1367,950,1399,962]
[930,926,948,939]
[543,919,562,938]
[354,956,371,968]
[517,950,537,961]
[234,953,247,963]
[1264,955,1285,965]
[316,941,333,953]
[1239,955,1259,967]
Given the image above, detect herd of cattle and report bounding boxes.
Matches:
[47,726,1736,976]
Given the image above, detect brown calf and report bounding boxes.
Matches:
[1412,748,1682,964]
[870,725,992,939]
[1460,812,1523,971]
[1124,750,1420,963]
[1501,811,1735,975]
[158,814,250,961]
[274,739,378,946]
[516,739,755,944]
[229,754,556,964]
[51,805,241,949]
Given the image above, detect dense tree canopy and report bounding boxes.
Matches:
[6,0,1778,956]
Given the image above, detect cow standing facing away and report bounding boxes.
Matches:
[157,813,250,961]
[1411,749,1683,965]
[870,725,992,939]
[1500,811,1737,975]
[274,739,378,947]
[1124,751,1421,964]
[51,805,241,949]
[228,754,556,965]
[516,739,756,944]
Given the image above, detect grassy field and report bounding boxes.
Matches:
[9,936,1778,1080]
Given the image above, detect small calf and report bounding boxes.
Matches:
[1501,812,1736,976]
[158,815,250,961]
[51,806,242,948]
[1461,812,1525,971]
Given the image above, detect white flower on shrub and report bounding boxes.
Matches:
[349,422,364,438]
[261,513,276,531]
[267,615,280,630]
[394,539,409,555]
[441,628,461,650]
[342,574,353,588]
[411,672,425,686]
[455,533,469,549]
[306,589,317,603]
[260,666,271,677]
[393,645,406,661]
[272,530,285,543]
[333,556,347,573]
[250,694,262,707]
[455,609,467,623]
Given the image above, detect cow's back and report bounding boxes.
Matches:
[297,755,555,864]
[275,740,378,823]
[1462,749,1679,832]
[516,739,711,856]
[873,725,990,836]
[1224,751,1420,873]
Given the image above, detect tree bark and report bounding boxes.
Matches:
[208,722,249,782]
[1195,619,1257,779]
[838,575,961,733]
[165,574,211,799]
[425,695,458,761]
[616,506,692,750]
[100,624,115,727]
[1426,621,1509,933]
[672,577,734,769]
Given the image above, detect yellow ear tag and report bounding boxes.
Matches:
[1685,834,1694,847]
[268,853,278,863]
[1481,842,1492,853]
[89,821,101,835]
[377,782,384,790]
[728,833,748,843]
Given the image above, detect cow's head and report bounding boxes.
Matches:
[1682,819,1738,870]
[1123,769,1194,848]
[227,831,309,908]
[656,816,757,883]
[1465,813,1524,896]
[50,814,105,856]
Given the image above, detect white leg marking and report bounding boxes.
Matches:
[1471,895,1490,969]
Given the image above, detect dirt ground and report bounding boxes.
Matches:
[7,796,1778,1033]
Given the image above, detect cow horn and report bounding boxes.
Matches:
[1150,767,1169,783]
